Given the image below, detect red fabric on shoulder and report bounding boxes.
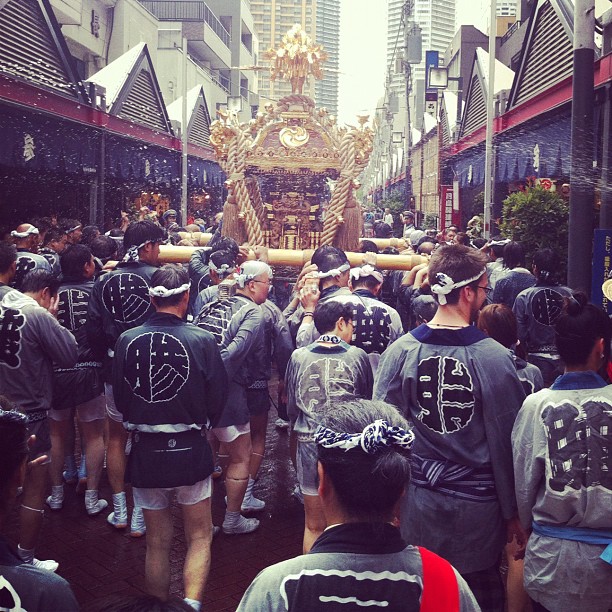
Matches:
[418,546,460,612]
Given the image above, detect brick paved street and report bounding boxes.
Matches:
[5,406,304,611]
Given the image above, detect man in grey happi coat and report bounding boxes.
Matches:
[374,244,526,612]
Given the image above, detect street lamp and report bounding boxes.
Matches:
[426,67,464,139]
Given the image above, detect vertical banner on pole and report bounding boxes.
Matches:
[441,185,453,230]
[452,180,461,227]
[591,229,612,314]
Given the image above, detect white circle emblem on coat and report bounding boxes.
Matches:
[124,332,190,403]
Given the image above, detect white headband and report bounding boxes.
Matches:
[350,265,384,284]
[66,225,82,233]
[489,238,510,247]
[431,269,486,305]
[317,262,350,279]
[11,226,39,239]
[149,283,190,298]
[209,259,235,276]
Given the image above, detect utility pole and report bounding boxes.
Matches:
[403,0,419,213]
[181,36,188,226]
[567,0,595,291]
[483,0,497,239]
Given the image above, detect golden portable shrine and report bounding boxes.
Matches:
[208,25,374,254]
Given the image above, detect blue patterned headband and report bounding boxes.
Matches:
[314,419,414,455]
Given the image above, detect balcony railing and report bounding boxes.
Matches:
[139,1,231,48]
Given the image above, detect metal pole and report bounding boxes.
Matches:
[483,0,496,239]
[181,36,188,225]
[567,0,595,291]
[404,2,413,211]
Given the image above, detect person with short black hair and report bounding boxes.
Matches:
[112,264,226,610]
[286,300,373,551]
[374,244,527,611]
[513,248,572,386]
[90,235,119,268]
[513,293,612,612]
[290,247,352,344]
[191,249,237,317]
[86,220,166,535]
[320,263,404,373]
[39,227,67,276]
[237,400,479,611]
[59,219,82,245]
[0,270,77,571]
[359,239,379,254]
[491,241,535,308]
[81,225,100,246]
[46,244,107,516]
[0,241,17,299]
[0,399,79,610]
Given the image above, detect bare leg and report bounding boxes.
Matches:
[248,412,268,479]
[81,419,105,491]
[302,493,326,553]
[181,498,213,602]
[143,507,173,600]
[506,538,529,612]
[20,463,49,550]
[224,433,252,513]
[48,419,70,487]
[107,418,128,495]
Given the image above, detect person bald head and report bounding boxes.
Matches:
[11,224,40,252]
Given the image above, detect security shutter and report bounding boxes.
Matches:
[513,0,573,107]
[0,0,79,99]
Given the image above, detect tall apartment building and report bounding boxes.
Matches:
[386,0,456,130]
[250,0,340,115]
[497,0,518,16]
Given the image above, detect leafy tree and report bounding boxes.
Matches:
[499,185,568,280]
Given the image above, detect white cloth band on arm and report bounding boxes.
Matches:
[430,268,486,305]
[11,226,39,238]
[149,283,190,297]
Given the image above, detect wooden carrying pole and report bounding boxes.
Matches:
[180,233,410,253]
[358,237,409,250]
[160,245,426,271]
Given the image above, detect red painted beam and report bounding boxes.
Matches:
[445,53,612,156]
[0,74,193,153]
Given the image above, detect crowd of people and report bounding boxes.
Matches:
[0,209,610,612]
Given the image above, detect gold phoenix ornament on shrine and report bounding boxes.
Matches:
[263,24,327,95]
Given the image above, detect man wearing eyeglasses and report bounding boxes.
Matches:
[374,244,527,612]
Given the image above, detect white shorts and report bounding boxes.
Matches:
[48,394,106,423]
[296,440,319,496]
[133,477,212,510]
[104,383,123,423]
[212,422,250,443]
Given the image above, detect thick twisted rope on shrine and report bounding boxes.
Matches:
[233,129,264,245]
[321,131,356,246]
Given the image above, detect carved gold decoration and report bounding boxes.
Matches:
[206,25,375,252]
[279,125,310,148]
[263,24,327,95]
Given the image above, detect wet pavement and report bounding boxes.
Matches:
[5,386,304,611]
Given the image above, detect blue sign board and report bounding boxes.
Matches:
[425,50,439,94]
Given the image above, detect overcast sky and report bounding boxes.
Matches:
[337,0,489,125]
[336,0,609,125]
